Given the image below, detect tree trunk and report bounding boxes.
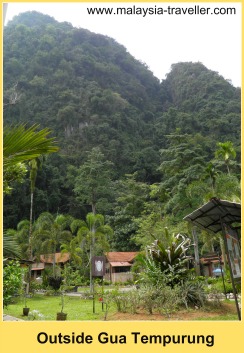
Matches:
[89,244,93,293]
[28,192,34,260]
[89,204,96,292]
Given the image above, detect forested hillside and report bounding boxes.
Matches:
[3,12,241,255]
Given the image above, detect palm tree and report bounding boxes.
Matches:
[3,123,59,267]
[3,124,58,195]
[70,213,113,291]
[3,231,22,259]
[215,141,236,174]
[4,219,34,260]
[28,157,43,260]
[33,212,73,276]
[203,162,219,193]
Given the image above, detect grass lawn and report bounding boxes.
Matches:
[3,294,110,321]
[3,295,239,321]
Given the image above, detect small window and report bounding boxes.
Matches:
[114,266,131,273]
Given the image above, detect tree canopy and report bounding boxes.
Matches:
[3,12,241,261]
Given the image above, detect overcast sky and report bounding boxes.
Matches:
[4,2,242,87]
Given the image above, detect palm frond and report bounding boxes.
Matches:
[3,124,59,168]
[3,233,22,258]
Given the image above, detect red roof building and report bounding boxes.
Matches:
[105,252,138,283]
[31,252,70,279]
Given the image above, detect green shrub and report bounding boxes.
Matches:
[205,277,233,294]
[156,286,181,317]
[138,284,162,314]
[29,280,43,293]
[3,260,22,307]
[104,288,128,313]
[179,280,206,309]
[48,276,63,290]
[126,289,140,314]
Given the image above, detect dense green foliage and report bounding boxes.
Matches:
[3,12,241,263]
[137,233,192,287]
[3,260,23,307]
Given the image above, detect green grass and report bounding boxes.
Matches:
[3,294,111,321]
[196,314,238,321]
[4,293,239,321]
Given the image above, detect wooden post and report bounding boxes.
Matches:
[192,227,201,276]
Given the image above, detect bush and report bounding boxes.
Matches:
[29,280,43,293]
[136,284,181,316]
[126,289,140,314]
[3,260,22,307]
[104,288,128,313]
[205,277,233,294]
[48,276,63,290]
[156,286,181,317]
[179,280,206,309]
[138,284,162,314]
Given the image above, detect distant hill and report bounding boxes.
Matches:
[3,11,241,229]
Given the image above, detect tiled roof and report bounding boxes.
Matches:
[40,252,70,264]
[106,252,138,263]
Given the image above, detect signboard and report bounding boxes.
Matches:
[224,225,241,279]
[92,256,106,277]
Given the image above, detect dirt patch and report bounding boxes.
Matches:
[106,302,238,321]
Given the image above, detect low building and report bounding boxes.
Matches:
[104,252,138,283]
[31,252,70,279]
[200,253,224,277]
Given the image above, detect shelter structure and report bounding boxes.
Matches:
[104,252,138,283]
[184,197,241,320]
[183,197,241,235]
[200,253,224,277]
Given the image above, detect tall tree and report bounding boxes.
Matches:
[28,157,43,260]
[107,173,149,251]
[74,147,114,215]
[215,141,237,174]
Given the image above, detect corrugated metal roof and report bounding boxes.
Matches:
[183,198,241,234]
